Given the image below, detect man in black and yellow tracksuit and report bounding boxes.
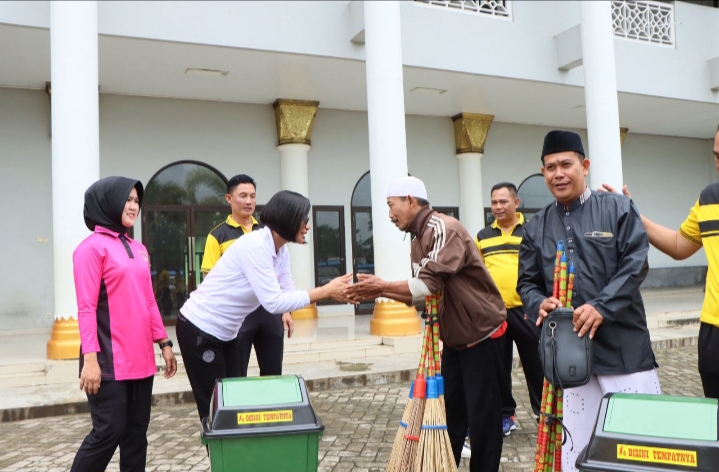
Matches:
[201,174,293,377]
[476,182,543,434]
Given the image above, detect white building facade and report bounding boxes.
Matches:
[1,0,718,357]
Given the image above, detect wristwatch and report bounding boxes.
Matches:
[159,340,174,350]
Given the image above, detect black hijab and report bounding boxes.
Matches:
[84,176,144,234]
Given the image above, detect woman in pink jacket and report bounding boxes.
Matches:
[70,176,177,472]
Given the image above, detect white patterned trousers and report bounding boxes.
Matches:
[561,369,661,472]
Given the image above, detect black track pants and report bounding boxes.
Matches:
[176,313,241,421]
[443,337,504,472]
[237,305,285,377]
[70,376,154,472]
[699,322,719,400]
[501,306,544,417]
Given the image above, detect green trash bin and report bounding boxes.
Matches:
[576,393,719,471]
[200,374,324,472]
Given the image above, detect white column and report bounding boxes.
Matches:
[279,143,314,292]
[457,152,484,237]
[364,1,419,336]
[47,1,100,359]
[580,1,624,190]
[364,1,411,282]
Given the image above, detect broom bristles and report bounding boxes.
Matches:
[388,296,447,472]
[413,370,456,472]
[386,393,414,472]
[414,396,457,472]
[398,396,425,472]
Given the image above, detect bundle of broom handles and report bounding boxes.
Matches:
[535,240,574,472]
[387,294,456,472]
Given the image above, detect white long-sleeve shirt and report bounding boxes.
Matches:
[180,226,310,341]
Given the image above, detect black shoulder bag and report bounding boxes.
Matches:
[539,307,593,389]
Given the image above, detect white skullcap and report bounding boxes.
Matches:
[386,176,428,200]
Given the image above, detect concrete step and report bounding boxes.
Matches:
[645,310,701,329]
[151,342,395,367]
[381,335,423,354]
[277,345,396,364]
[284,336,383,353]
[0,361,45,376]
[156,344,395,366]
[0,371,47,388]
[2,341,407,388]
[657,311,701,328]
[152,337,412,366]
[0,362,48,388]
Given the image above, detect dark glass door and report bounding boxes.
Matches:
[351,207,375,314]
[142,161,230,325]
[143,206,226,324]
[192,209,227,287]
[313,206,346,305]
[144,208,190,323]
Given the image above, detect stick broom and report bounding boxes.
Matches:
[386,381,414,472]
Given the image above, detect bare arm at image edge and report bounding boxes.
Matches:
[642,200,702,261]
[600,183,702,261]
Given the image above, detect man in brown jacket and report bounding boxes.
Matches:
[346,176,507,472]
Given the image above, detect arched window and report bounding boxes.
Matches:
[144,161,228,206]
[142,161,229,324]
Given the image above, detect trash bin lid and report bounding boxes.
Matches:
[576,393,719,472]
[604,394,717,442]
[203,375,324,439]
[222,376,303,408]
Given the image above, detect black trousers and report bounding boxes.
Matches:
[443,337,504,472]
[698,322,719,400]
[70,376,154,472]
[176,313,241,421]
[501,306,544,418]
[237,305,285,377]
[700,372,719,400]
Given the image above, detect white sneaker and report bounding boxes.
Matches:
[461,441,471,458]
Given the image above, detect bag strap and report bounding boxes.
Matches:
[548,323,575,451]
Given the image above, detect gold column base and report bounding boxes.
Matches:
[291,303,318,320]
[370,300,421,336]
[47,317,81,360]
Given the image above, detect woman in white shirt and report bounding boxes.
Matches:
[177,190,351,422]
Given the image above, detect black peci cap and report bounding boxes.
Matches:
[541,130,585,161]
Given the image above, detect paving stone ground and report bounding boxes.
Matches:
[0,346,703,472]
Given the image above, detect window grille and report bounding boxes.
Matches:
[414,0,512,19]
[612,0,674,47]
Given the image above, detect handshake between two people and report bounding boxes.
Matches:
[316,273,390,304]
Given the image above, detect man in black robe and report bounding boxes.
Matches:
[517,130,660,472]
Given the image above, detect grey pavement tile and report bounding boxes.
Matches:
[0,346,705,472]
